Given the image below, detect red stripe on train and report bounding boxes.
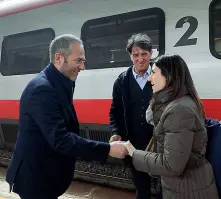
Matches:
[0,99,220,124]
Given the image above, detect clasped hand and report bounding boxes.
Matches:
[108,140,136,159]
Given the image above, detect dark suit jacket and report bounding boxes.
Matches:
[6,63,110,198]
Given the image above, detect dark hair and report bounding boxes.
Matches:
[154,54,205,118]
[126,33,152,54]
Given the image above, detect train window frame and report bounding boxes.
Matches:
[81,7,165,70]
[209,0,221,59]
[0,28,55,76]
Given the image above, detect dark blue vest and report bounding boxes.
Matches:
[129,72,153,150]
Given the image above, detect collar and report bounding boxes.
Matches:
[153,86,189,105]
[44,63,74,102]
[50,63,73,85]
[132,66,151,79]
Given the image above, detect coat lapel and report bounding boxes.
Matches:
[43,64,79,128]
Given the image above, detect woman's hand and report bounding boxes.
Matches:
[123,141,136,156]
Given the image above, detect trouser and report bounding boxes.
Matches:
[131,166,152,199]
[131,167,162,199]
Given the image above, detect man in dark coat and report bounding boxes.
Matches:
[109,33,154,199]
[6,34,127,199]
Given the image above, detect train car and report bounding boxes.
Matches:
[0,0,220,189]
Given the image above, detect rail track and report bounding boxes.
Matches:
[0,149,160,195]
[0,149,134,189]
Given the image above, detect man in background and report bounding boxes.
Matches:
[109,33,154,199]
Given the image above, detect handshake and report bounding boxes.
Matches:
[108,135,136,159]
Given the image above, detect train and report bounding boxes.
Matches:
[0,0,220,190]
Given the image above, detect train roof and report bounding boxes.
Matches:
[0,0,68,18]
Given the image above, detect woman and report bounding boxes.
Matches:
[124,54,219,199]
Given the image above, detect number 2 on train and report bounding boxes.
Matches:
[174,16,198,47]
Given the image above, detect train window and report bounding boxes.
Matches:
[81,8,165,69]
[0,28,55,76]
[209,0,221,59]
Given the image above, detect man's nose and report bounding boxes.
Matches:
[137,56,143,62]
[79,63,85,70]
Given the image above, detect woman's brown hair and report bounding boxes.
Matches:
[154,54,205,118]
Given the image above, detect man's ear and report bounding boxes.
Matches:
[150,50,153,55]
[129,53,133,62]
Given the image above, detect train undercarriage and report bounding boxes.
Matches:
[0,121,159,195]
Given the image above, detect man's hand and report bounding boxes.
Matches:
[109,135,122,143]
[109,141,128,159]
